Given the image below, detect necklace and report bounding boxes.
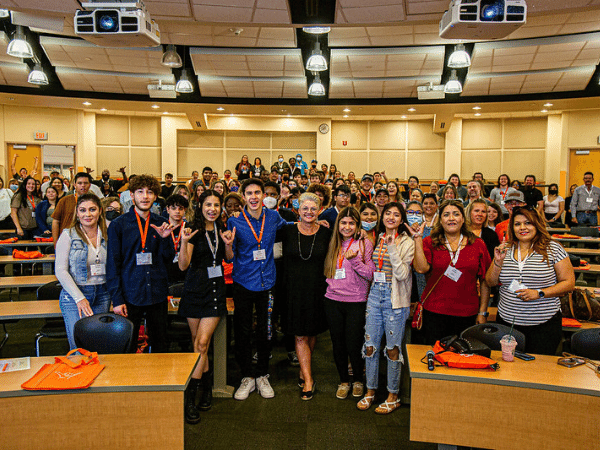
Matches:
[298,229,318,261]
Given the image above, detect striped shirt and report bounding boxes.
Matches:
[374,237,393,283]
[497,241,568,326]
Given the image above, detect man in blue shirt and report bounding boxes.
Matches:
[226,178,288,400]
[107,175,175,353]
[319,184,351,228]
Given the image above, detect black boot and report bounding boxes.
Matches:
[185,378,201,424]
[198,373,212,411]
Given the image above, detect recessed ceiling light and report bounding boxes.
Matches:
[541,109,548,113]
[474,113,481,117]
[100,108,107,112]
[544,103,553,107]
[151,104,160,109]
[472,106,481,110]
[408,108,416,112]
[217,107,224,111]
[401,115,407,119]
[343,115,349,118]
[343,108,351,112]
[83,101,91,106]
[163,112,169,115]
[287,114,291,117]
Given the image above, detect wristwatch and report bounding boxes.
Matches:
[538,290,545,298]
[478,311,489,317]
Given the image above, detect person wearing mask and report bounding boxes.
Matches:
[165,194,189,284]
[160,173,176,199]
[489,174,518,219]
[11,154,38,182]
[358,202,414,414]
[495,191,527,242]
[466,199,499,259]
[101,196,122,227]
[571,171,600,226]
[359,202,379,247]
[543,183,564,223]
[486,207,575,355]
[10,176,41,239]
[324,207,374,400]
[56,194,110,349]
[272,154,290,177]
[294,154,309,176]
[487,203,503,230]
[406,200,427,299]
[107,175,176,354]
[223,170,234,188]
[178,190,233,423]
[36,186,60,236]
[564,183,578,227]
[93,167,127,192]
[413,200,491,345]
[319,184,351,228]
[52,172,94,244]
[522,175,544,214]
[422,194,438,239]
[374,188,390,215]
[0,176,15,230]
[360,174,375,203]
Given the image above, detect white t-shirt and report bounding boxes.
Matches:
[0,188,14,221]
[543,195,564,214]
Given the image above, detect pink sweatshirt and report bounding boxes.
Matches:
[325,238,376,303]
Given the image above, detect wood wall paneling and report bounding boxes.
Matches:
[462,119,502,150]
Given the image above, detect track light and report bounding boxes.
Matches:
[308,74,325,96]
[444,70,462,94]
[7,25,33,59]
[448,44,471,68]
[306,42,327,72]
[28,64,48,85]
[161,44,182,68]
[176,69,193,93]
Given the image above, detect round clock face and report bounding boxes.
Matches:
[319,123,329,134]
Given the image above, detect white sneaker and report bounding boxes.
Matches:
[256,375,275,398]
[234,377,255,400]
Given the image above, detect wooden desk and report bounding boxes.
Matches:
[1,274,57,288]
[553,236,600,245]
[407,344,600,450]
[0,353,199,450]
[547,227,570,234]
[0,240,53,248]
[0,255,55,264]
[565,247,600,257]
[574,264,600,286]
[487,306,600,331]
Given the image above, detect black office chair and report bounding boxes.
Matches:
[461,323,526,352]
[167,282,192,352]
[570,226,599,237]
[74,313,135,354]
[35,280,67,356]
[570,329,600,360]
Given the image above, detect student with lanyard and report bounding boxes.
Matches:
[10,176,41,239]
[360,174,375,203]
[357,202,414,415]
[165,194,189,284]
[52,172,94,245]
[359,202,379,247]
[226,178,290,401]
[107,175,175,354]
[489,174,518,219]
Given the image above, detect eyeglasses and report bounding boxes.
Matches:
[406,210,423,215]
[336,193,349,199]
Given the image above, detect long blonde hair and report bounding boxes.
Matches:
[324,207,362,279]
[69,193,108,242]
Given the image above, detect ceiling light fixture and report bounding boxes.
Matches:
[544,102,553,107]
[161,44,182,68]
[444,69,462,94]
[408,108,416,112]
[401,115,407,119]
[302,26,331,34]
[0,9,10,18]
[343,108,351,112]
[83,101,91,106]
[100,108,107,112]
[308,74,325,96]
[474,113,481,117]
[217,107,224,111]
[7,25,33,59]
[306,42,327,72]
[151,104,160,109]
[27,64,48,85]
[448,43,471,68]
[175,69,193,93]
[541,109,548,113]
[473,106,481,110]
[343,115,349,118]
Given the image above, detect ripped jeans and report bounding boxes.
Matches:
[363,282,409,394]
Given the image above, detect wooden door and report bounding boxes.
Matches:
[569,148,600,223]
[7,144,42,180]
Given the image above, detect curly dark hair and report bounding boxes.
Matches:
[128,174,160,196]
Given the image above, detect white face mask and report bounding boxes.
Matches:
[279,158,284,163]
[263,196,278,209]
[361,221,377,231]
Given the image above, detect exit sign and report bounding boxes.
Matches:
[34,131,48,140]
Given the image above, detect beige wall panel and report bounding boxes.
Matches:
[272,132,316,150]
[461,150,502,180]
[226,131,270,149]
[504,118,547,149]
[407,121,445,150]
[4,106,78,144]
[178,130,224,148]
[369,151,405,180]
[566,111,600,148]
[179,149,224,176]
[407,151,445,179]
[331,122,368,150]
[226,150,273,174]
[503,150,546,181]
[130,117,160,147]
[96,116,129,146]
[369,121,406,150]
[131,147,161,176]
[462,119,502,150]
[97,146,128,174]
[331,150,368,177]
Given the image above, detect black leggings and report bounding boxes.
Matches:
[496,310,562,356]
[422,309,477,346]
[323,298,365,384]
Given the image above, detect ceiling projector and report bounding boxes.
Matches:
[439,0,527,40]
[75,1,160,47]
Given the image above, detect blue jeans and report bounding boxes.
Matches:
[60,284,111,350]
[363,282,409,394]
[576,211,598,226]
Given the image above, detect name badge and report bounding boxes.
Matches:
[208,265,223,278]
[136,252,152,265]
[500,200,505,206]
[586,197,594,203]
[31,211,36,218]
[90,264,105,276]
[253,249,266,261]
[374,271,387,283]
[172,254,179,263]
[334,268,346,280]
[444,266,462,282]
[508,279,528,293]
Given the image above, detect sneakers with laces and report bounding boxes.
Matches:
[336,383,350,399]
[234,377,255,400]
[256,375,275,398]
[352,381,364,398]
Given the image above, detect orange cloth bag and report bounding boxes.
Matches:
[21,348,105,390]
[12,249,44,259]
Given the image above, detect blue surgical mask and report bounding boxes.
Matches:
[292,199,300,209]
[230,185,239,192]
[279,158,284,163]
[406,214,423,226]
[361,221,377,231]
[10,184,18,191]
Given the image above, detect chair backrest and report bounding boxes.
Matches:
[73,313,135,354]
[570,226,599,237]
[0,246,9,256]
[570,329,600,360]
[461,323,526,352]
[36,281,63,300]
[168,282,185,298]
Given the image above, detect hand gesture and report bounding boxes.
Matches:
[359,229,368,240]
[493,241,510,263]
[77,299,94,318]
[220,227,236,246]
[385,234,395,245]
[34,156,39,162]
[118,166,126,173]
[345,248,358,260]
[181,227,198,243]
[85,167,94,174]
[150,222,174,238]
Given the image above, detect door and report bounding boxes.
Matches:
[7,143,42,180]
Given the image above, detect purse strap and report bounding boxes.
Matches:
[417,265,449,308]
[55,348,99,368]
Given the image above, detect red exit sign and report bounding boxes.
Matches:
[34,131,48,140]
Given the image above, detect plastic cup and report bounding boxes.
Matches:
[500,335,517,362]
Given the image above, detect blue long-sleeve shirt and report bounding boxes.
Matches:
[227,206,288,292]
[106,208,174,307]
[35,199,53,234]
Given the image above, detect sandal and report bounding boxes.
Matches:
[375,399,401,415]
[356,394,375,411]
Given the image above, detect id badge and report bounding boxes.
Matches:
[508,279,528,293]
[253,249,266,261]
[207,265,223,278]
[31,211,36,218]
[374,271,386,283]
[500,200,505,206]
[136,252,153,265]
[586,197,594,203]
[90,264,105,276]
[334,268,346,280]
[444,266,462,282]
[172,254,179,263]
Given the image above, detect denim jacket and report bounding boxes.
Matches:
[68,228,107,284]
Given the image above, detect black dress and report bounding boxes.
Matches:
[178,226,226,318]
[282,224,332,336]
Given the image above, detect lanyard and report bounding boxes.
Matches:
[363,190,372,202]
[241,208,266,249]
[516,244,533,281]
[500,187,508,199]
[585,186,594,197]
[425,212,437,228]
[377,233,397,270]
[134,209,150,253]
[27,195,36,210]
[338,238,354,269]
[206,228,219,266]
[82,226,102,263]
[445,234,463,266]
[171,224,184,252]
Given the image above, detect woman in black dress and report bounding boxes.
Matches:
[178,190,235,424]
[282,192,332,400]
